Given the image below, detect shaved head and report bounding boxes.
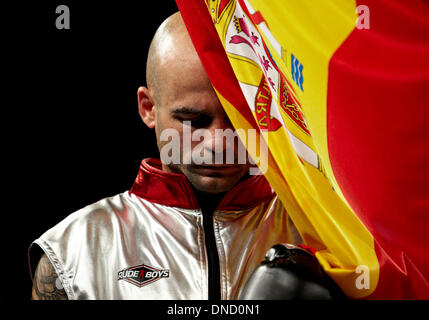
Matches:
[146,12,203,105]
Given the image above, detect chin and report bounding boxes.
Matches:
[189,176,239,194]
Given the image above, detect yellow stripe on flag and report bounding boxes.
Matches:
[209,0,380,298]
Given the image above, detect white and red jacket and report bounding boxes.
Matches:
[30,158,294,300]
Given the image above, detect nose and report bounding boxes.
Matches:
[196,117,243,165]
[206,117,235,151]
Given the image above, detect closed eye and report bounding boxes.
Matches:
[172,107,212,128]
[174,116,212,129]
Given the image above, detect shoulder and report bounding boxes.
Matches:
[38,192,132,242]
[30,192,137,298]
[31,191,135,269]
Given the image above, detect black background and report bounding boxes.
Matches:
[2,1,179,300]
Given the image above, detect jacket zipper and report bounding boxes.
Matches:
[202,208,221,300]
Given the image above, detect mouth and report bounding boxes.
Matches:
[190,164,239,176]
[194,164,236,168]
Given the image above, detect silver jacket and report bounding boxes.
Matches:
[30,158,293,300]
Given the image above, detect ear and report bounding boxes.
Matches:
[137,86,156,129]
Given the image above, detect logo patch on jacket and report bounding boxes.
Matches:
[118,264,170,287]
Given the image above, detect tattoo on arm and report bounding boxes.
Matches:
[32,254,68,300]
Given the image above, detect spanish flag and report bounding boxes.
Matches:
[176,0,429,299]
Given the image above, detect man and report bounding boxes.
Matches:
[30,12,336,300]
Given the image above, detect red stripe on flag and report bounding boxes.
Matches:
[327,0,429,299]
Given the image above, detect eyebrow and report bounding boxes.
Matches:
[171,107,211,117]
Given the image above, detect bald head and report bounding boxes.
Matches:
[146,12,203,104]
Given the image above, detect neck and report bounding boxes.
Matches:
[193,188,225,214]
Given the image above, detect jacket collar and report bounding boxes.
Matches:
[130,158,274,210]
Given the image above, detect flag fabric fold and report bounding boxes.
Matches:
[176,0,429,299]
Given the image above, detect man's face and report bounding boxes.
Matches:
[152,53,251,194]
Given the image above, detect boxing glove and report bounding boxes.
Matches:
[239,244,345,300]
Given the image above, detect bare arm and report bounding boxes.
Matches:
[31,254,68,300]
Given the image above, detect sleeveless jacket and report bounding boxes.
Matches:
[29,158,293,300]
